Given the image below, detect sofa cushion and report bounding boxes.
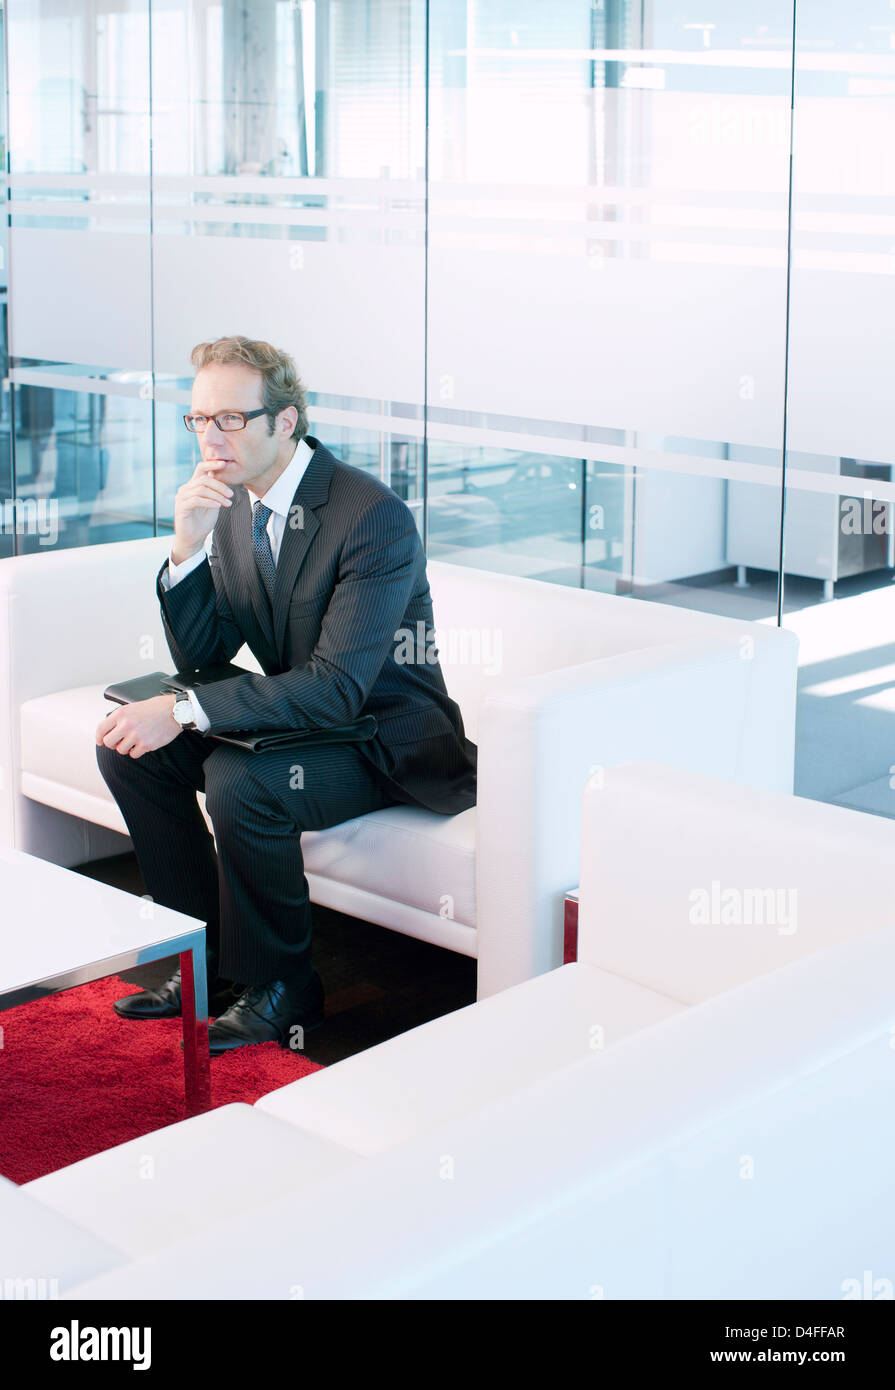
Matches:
[20,685,477,927]
[302,804,476,928]
[255,961,684,1155]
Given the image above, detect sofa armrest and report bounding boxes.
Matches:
[578,761,895,1003]
[473,630,795,1000]
[0,536,171,851]
[0,1174,127,1295]
[0,535,172,700]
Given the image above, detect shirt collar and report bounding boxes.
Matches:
[247,436,314,520]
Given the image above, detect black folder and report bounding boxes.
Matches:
[103,664,377,752]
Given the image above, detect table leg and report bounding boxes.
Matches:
[563,896,579,964]
[181,948,211,1116]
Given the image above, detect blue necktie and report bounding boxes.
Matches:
[252,501,277,601]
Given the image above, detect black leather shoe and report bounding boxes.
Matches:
[113,950,241,1021]
[204,971,325,1057]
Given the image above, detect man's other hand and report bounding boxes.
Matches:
[96,695,181,759]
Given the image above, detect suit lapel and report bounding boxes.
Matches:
[271,439,334,656]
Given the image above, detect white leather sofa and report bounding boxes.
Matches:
[9,763,894,1299]
[0,536,798,998]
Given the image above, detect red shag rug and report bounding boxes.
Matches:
[0,975,324,1185]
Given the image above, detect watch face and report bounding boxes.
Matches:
[173,699,193,726]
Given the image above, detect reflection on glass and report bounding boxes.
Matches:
[428,443,586,582]
[13,370,154,554]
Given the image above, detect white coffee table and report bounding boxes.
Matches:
[0,847,211,1116]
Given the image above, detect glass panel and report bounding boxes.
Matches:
[150,0,427,535]
[5,0,154,552]
[0,4,12,560]
[426,0,793,618]
[783,4,895,818]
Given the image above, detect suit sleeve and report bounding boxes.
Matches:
[156,544,245,672]
[193,492,420,733]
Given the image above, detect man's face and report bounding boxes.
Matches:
[190,362,284,489]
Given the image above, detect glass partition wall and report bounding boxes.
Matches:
[426,0,791,618]
[3,0,894,821]
[781,2,895,817]
[6,0,154,552]
[148,0,428,534]
[0,2,11,559]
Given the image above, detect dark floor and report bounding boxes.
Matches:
[534,561,895,621]
[633,564,895,620]
[75,853,477,1066]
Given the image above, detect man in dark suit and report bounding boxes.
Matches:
[95,336,476,1055]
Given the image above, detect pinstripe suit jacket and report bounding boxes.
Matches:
[156,436,477,815]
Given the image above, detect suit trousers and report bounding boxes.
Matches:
[96,733,400,986]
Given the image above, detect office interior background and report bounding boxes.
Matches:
[0,0,893,821]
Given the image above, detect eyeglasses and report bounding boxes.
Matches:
[183,408,271,433]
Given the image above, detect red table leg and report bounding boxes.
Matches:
[563,895,579,964]
[180,948,211,1116]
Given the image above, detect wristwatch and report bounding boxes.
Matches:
[171,693,197,732]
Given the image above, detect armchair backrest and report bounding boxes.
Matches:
[578,761,895,1003]
[426,560,770,741]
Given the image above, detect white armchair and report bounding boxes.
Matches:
[0,537,798,998]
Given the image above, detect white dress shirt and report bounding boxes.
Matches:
[161,436,314,731]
